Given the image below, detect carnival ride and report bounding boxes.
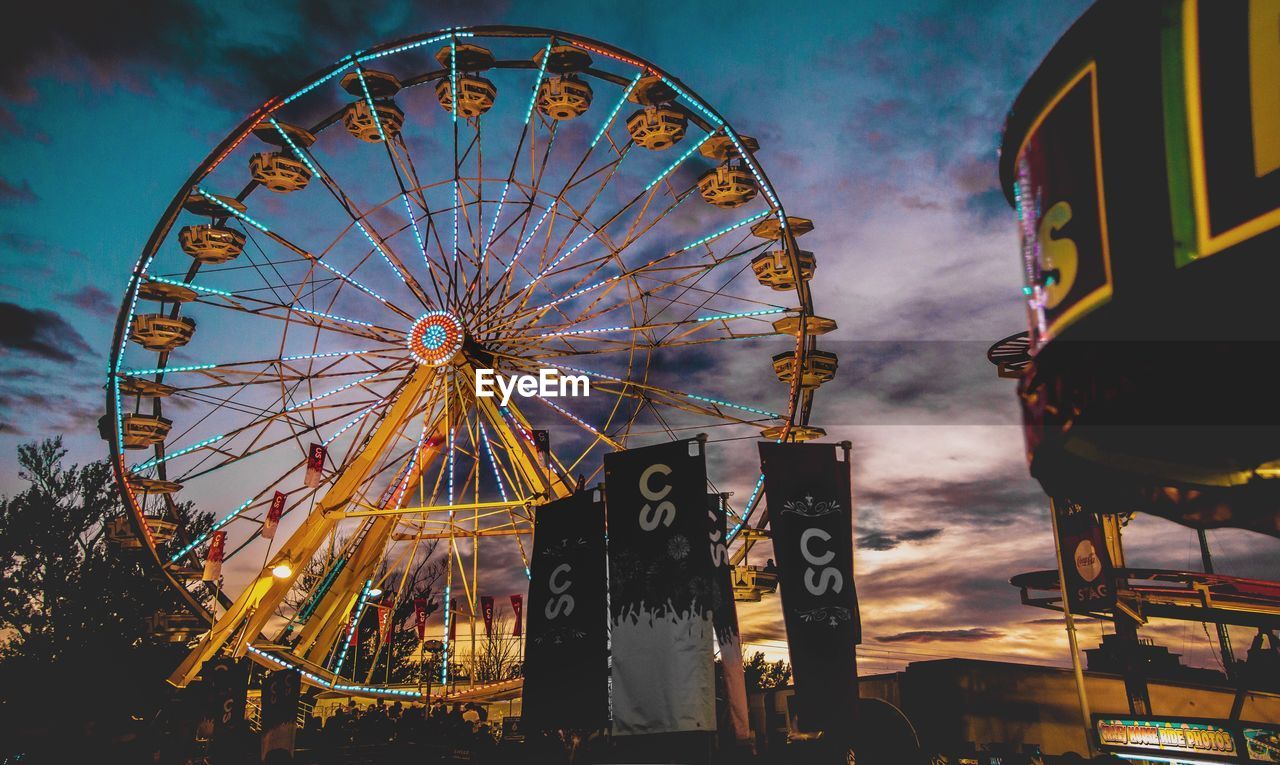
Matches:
[101,26,834,698]
[988,0,1280,743]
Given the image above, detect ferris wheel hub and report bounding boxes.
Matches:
[407,310,466,366]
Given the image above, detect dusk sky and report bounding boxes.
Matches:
[2,0,1276,678]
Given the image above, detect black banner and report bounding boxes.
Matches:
[260,667,300,762]
[760,442,860,741]
[605,438,716,736]
[523,489,608,732]
[203,657,249,764]
[1054,498,1116,614]
[709,494,750,742]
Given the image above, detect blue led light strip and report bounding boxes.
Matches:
[145,274,233,297]
[284,372,383,412]
[694,307,785,322]
[331,578,374,674]
[168,497,255,562]
[124,363,217,376]
[323,397,389,447]
[677,210,770,252]
[544,362,780,418]
[356,32,473,63]
[133,434,226,472]
[592,73,643,148]
[536,324,629,338]
[644,134,711,192]
[727,472,766,541]
[289,306,375,328]
[537,395,606,438]
[197,188,269,232]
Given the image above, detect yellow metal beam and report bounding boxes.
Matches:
[167,364,438,687]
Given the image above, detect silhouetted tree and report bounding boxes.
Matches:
[743,650,792,690]
[0,438,214,743]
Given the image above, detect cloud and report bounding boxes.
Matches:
[0,177,37,206]
[877,627,1004,643]
[58,286,116,318]
[857,527,942,552]
[0,301,93,363]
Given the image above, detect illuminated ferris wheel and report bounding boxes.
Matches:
[103,26,835,696]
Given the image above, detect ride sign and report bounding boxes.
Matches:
[1054,498,1116,614]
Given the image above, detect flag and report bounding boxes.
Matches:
[304,443,326,488]
[605,438,716,736]
[414,598,429,641]
[260,667,301,761]
[203,657,248,765]
[377,600,393,642]
[1054,497,1116,614]
[481,596,494,636]
[202,531,225,581]
[760,441,860,744]
[709,494,751,743]
[510,594,523,637]
[532,429,549,456]
[262,491,286,540]
[523,489,608,732]
[448,599,458,641]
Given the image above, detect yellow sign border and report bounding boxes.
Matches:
[1017,62,1113,342]
[1183,0,1280,258]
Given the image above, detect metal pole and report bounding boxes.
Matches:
[1049,497,1096,758]
[1197,529,1236,680]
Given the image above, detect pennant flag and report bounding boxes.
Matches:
[510,594,523,637]
[1054,497,1116,614]
[481,596,495,637]
[760,441,860,745]
[260,667,301,762]
[532,429,550,457]
[262,491,286,540]
[202,531,226,581]
[377,600,393,643]
[304,443,326,488]
[709,494,751,743]
[605,438,716,736]
[448,599,458,641]
[523,489,608,733]
[414,598,429,641]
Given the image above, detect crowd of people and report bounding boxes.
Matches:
[297,698,502,754]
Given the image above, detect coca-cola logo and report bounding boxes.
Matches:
[1073,539,1102,582]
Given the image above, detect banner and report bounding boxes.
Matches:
[304,443,326,488]
[510,594,523,637]
[260,667,301,762]
[262,491,285,540]
[202,531,226,582]
[377,600,393,643]
[203,657,248,765]
[523,489,608,732]
[760,442,860,742]
[1054,498,1116,614]
[708,494,751,743]
[481,595,494,637]
[605,438,716,736]
[414,597,429,641]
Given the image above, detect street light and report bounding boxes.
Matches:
[271,563,292,578]
[368,587,384,598]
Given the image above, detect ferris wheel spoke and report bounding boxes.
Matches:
[266,114,436,311]
[193,188,415,322]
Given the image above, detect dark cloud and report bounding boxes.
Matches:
[0,232,48,255]
[1,0,511,112]
[58,286,117,318]
[858,526,942,552]
[878,627,1004,643]
[0,301,93,363]
[0,177,37,206]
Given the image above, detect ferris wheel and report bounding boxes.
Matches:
[103,26,836,696]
